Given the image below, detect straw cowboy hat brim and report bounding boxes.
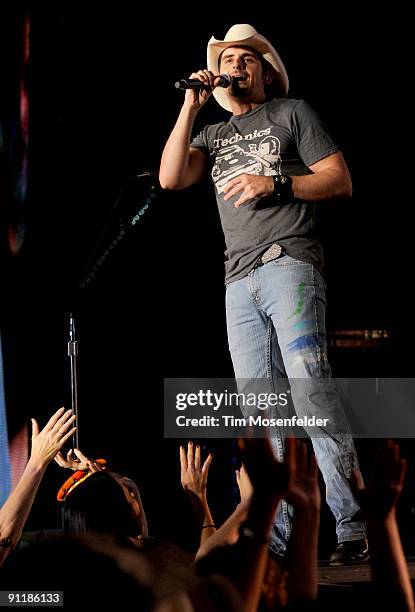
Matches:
[207,24,289,112]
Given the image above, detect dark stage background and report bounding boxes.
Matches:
[1,6,414,557]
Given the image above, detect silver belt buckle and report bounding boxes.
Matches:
[260,243,283,264]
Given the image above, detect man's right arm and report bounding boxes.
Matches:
[159,69,220,190]
[159,105,208,190]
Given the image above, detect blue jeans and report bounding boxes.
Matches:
[225,254,366,556]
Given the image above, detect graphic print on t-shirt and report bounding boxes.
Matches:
[212,134,282,194]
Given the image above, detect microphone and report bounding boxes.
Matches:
[174,74,244,90]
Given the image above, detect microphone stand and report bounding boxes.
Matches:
[67,313,79,451]
[79,171,160,289]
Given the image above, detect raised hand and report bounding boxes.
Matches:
[180,441,213,501]
[236,463,253,504]
[54,448,105,473]
[285,440,320,512]
[29,407,77,470]
[238,435,296,501]
[350,440,407,520]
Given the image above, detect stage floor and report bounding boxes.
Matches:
[318,558,415,584]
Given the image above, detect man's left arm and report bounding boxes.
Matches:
[223,151,352,208]
[292,151,352,201]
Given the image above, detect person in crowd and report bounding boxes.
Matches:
[351,440,414,611]
[196,436,320,610]
[0,407,76,567]
[54,447,149,548]
[179,441,215,546]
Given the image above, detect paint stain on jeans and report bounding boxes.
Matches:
[293,282,306,315]
[292,319,314,331]
[287,332,320,353]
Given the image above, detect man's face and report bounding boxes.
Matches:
[219,46,265,99]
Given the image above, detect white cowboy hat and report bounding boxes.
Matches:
[207,24,289,112]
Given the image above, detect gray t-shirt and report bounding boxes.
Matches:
[190,98,340,284]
